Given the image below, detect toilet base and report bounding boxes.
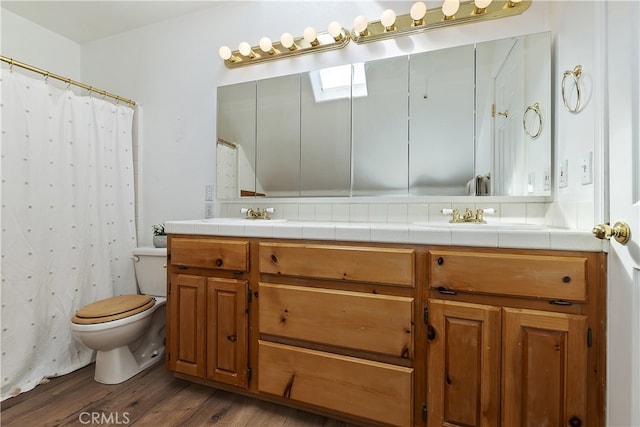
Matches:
[94,343,165,384]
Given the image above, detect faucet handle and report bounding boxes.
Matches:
[240,208,249,214]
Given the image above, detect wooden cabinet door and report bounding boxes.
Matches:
[168,274,206,378]
[427,300,501,427]
[502,308,587,427]
[206,277,249,388]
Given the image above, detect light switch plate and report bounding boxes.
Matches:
[205,202,214,218]
[581,151,593,185]
[205,184,214,201]
[559,159,568,188]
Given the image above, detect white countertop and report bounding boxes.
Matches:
[165,219,606,252]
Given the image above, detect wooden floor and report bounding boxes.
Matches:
[1,362,356,426]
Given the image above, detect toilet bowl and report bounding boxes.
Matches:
[70,247,167,384]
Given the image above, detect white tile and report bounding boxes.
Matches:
[215,223,245,236]
[498,203,526,224]
[498,230,550,249]
[166,222,195,234]
[370,224,409,243]
[368,204,388,223]
[407,203,429,223]
[335,224,371,242]
[576,201,595,231]
[409,227,451,245]
[332,204,350,222]
[549,230,604,251]
[451,229,498,247]
[298,204,315,221]
[302,223,335,240]
[283,204,300,220]
[193,222,219,235]
[243,223,273,238]
[428,203,453,224]
[349,204,369,222]
[388,204,408,223]
[272,223,303,239]
[526,203,548,225]
[314,204,332,221]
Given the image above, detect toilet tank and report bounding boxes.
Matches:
[132,247,167,297]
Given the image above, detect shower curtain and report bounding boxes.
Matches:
[0,70,138,401]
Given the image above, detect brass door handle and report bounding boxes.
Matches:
[592,221,631,244]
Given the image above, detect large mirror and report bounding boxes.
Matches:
[216,31,551,199]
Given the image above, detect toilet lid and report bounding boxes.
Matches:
[71,295,155,325]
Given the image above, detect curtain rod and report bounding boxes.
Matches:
[1,55,136,106]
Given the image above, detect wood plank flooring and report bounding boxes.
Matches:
[1,362,357,426]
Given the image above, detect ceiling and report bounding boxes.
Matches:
[1,1,222,44]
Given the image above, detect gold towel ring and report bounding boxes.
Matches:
[562,65,582,113]
[523,102,543,139]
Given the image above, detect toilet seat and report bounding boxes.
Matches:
[71,295,155,325]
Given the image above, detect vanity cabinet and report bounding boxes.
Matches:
[165,235,605,427]
[426,248,603,427]
[166,237,250,389]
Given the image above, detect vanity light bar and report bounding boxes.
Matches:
[351,0,531,44]
[219,25,350,68]
[218,0,531,68]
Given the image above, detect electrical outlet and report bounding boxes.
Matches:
[543,167,551,191]
[205,184,214,201]
[581,151,593,185]
[559,159,568,188]
[204,202,214,218]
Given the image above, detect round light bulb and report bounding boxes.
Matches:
[442,0,460,17]
[280,32,295,49]
[303,26,317,43]
[238,41,252,57]
[353,15,368,33]
[259,37,273,53]
[474,0,492,9]
[218,45,232,60]
[380,9,396,29]
[510,0,522,2]
[410,2,427,21]
[328,21,342,39]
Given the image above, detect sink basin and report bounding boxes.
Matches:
[200,218,287,224]
[413,222,543,230]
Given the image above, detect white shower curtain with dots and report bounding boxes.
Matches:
[0,69,138,401]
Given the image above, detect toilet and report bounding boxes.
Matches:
[70,247,167,384]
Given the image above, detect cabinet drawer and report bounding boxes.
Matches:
[259,283,413,358]
[258,340,413,427]
[429,250,587,301]
[171,237,249,272]
[259,242,415,287]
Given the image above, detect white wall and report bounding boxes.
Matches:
[77,1,552,245]
[1,9,81,80]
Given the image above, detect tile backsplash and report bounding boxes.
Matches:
[217,198,593,231]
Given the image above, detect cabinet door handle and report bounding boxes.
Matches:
[226,334,237,343]
[427,325,436,341]
[568,416,582,427]
[215,258,224,267]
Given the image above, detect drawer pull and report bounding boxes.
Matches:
[562,276,571,283]
[283,373,295,399]
[550,300,573,306]
[437,286,457,296]
[215,258,224,267]
[437,256,444,265]
[226,334,237,343]
[176,265,188,270]
[271,254,278,263]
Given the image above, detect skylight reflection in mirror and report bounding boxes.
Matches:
[310,63,367,102]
